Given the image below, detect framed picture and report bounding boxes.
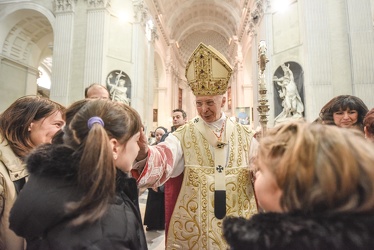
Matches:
[235,107,250,125]
[153,109,158,122]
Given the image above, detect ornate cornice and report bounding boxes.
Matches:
[133,0,149,25]
[133,0,159,42]
[247,0,270,36]
[152,0,168,45]
[238,0,251,42]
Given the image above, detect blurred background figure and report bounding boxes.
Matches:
[152,126,167,146]
[84,83,110,100]
[319,95,368,132]
[144,126,167,231]
[0,95,65,250]
[223,121,374,250]
[363,108,374,142]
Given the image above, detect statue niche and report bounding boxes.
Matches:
[273,62,304,124]
[106,70,131,105]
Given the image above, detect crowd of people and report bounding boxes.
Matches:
[0,43,373,250]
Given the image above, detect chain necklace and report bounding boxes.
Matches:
[212,120,225,142]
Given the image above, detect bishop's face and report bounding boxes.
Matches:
[195,95,225,123]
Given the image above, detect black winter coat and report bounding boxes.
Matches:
[9,144,147,250]
[223,211,374,250]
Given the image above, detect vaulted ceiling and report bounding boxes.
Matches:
[146,0,257,64]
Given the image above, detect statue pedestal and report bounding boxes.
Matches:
[274,115,304,125]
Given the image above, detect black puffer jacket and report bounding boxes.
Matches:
[223,211,374,250]
[9,144,147,250]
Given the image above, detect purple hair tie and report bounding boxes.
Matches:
[87,116,104,129]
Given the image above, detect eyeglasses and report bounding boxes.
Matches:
[195,100,216,107]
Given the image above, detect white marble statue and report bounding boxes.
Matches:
[273,63,304,123]
[107,71,130,105]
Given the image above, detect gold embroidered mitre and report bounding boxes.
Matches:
[185,43,233,96]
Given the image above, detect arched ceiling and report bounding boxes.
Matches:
[147,0,255,64]
[2,10,53,66]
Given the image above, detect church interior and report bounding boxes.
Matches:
[0,0,374,133]
[1,1,374,249]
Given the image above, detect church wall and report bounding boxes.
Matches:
[347,0,374,108]
[0,59,29,112]
[257,0,374,127]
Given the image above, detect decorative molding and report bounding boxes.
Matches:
[54,0,77,12]
[152,0,169,45]
[85,0,111,9]
[133,0,149,26]
[238,0,251,42]
[247,0,270,36]
[150,27,159,42]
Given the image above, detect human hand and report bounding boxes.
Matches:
[136,127,149,161]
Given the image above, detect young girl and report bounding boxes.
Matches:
[223,121,374,250]
[9,99,147,249]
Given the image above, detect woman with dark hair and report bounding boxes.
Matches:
[319,95,369,132]
[0,95,65,250]
[9,99,147,249]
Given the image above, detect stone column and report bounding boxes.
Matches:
[132,0,150,125]
[50,0,76,105]
[83,0,110,86]
[158,46,172,125]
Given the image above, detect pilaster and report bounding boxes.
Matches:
[83,0,111,86]
[50,0,76,105]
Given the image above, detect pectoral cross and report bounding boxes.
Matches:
[216,165,224,173]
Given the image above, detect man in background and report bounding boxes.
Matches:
[84,83,110,99]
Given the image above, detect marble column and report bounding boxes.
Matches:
[83,1,110,86]
[49,0,75,105]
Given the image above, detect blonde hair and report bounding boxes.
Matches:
[259,121,374,213]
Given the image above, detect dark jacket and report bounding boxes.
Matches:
[223,211,374,250]
[9,144,147,250]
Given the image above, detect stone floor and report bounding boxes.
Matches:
[139,190,166,250]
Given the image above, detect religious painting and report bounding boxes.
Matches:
[106,70,132,105]
[235,107,250,125]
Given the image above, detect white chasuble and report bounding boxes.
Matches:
[166,117,258,250]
